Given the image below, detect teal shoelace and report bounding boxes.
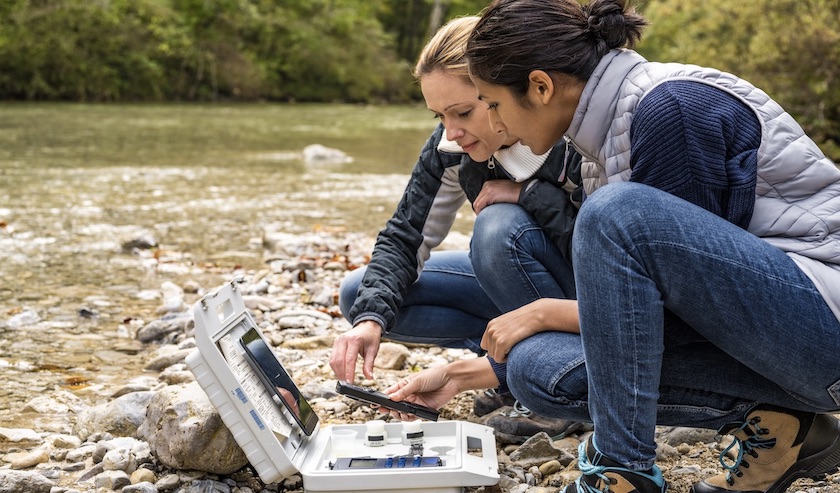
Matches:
[565,440,665,493]
[718,416,777,485]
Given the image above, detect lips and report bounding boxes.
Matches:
[460,141,477,152]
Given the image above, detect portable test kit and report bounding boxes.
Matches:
[185,278,500,493]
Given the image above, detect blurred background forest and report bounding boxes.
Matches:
[0,0,838,157]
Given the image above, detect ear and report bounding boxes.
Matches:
[527,70,555,105]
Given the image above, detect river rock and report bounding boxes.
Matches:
[658,426,719,446]
[373,342,410,370]
[130,467,157,484]
[124,481,159,493]
[137,381,247,474]
[144,345,193,371]
[282,334,334,350]
[21,390,87,414]
[4,308,41,329]
[509,432,574,469]
[0,427,42,445]
[302,144,352,164]
[74,391,155,440]
[158,281,187,314]
[94,469,132,489]
[5,446,51,469]
[0,469,54,493]
[121,234,158,253]
[46,433,82,450]
[137,315,194,343]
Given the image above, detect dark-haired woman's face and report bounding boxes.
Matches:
[472,75,579,155]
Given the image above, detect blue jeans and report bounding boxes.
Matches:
[508,182,840,470]
[338,203,574,355]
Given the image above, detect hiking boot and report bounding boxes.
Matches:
[692,404,840,493]
[563,437,667,493]
[473,389,516,417]
[483,401,590,443]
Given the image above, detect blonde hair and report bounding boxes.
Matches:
[413,16,479,83]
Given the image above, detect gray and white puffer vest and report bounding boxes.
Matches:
[566,49,840,322]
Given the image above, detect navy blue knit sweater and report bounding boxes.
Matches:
[630,79,761,228]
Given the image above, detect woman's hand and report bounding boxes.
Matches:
[481,298,580,362]
[473,180,524,214]
[329,320,382,382]
[385,366,458,413]
[384,358,500,419]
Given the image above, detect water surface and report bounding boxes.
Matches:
[0,103,473,423]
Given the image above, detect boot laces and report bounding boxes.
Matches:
[501,400,533,418]
[719,416,777,484]
[574,440,615,493]
[565,441,665,493]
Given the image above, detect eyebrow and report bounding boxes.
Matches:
[443,101,472,112]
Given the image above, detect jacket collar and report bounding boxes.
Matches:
[566,49,647,163]
[437,134,550,182]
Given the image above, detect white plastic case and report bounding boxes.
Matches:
[186,278,500,493]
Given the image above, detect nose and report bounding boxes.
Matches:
[445,125,465,142]
[488,111,506,135]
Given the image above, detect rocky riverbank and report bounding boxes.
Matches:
[1,230,839,493]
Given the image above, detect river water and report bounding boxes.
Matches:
[0,103,474,427]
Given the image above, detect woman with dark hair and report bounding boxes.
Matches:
[387,1,840,493]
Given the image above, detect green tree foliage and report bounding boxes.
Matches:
[639,0,840,159]
[248,0,413,102]
[376,0,489,63]
[0,0,414,102]
[0,0,183,100]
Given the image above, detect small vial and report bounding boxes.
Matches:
[403,421,424,455]
[365,419,387,447]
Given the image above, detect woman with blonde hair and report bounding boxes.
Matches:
[330,15,585,440]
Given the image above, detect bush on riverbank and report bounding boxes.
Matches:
[0,0,415,104]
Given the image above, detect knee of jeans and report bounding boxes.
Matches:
[573,182,651,260]
[338,267,366,319]
[473,204,536,259]
[577,182,649,226]
[506,334,587,407]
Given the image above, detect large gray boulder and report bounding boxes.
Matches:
[137,382,247,474]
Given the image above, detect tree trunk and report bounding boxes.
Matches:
[426,0,448,41]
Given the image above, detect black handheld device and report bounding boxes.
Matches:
[239,327,319,435]
[335,380,440,421]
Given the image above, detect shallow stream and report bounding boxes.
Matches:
[0,103,474,427]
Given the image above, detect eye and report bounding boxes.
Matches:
[487,103,498,110]
[458,109,472,118]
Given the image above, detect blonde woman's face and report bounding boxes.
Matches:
[420,70,508,162]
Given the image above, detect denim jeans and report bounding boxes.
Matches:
[338,203,574,354]
[512,182,840,470]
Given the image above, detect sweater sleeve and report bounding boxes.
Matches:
[347,124,466,333]
[629,80,761,228]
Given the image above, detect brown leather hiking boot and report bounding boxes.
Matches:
[473,389,516,417]
[692,404,840,493]
[563,437,668,493]
[481,402,590,444]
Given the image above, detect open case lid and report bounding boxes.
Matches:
[186,277,317,483]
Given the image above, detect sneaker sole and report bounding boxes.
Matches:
[766,421,840,493]
[692,414,840,493]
